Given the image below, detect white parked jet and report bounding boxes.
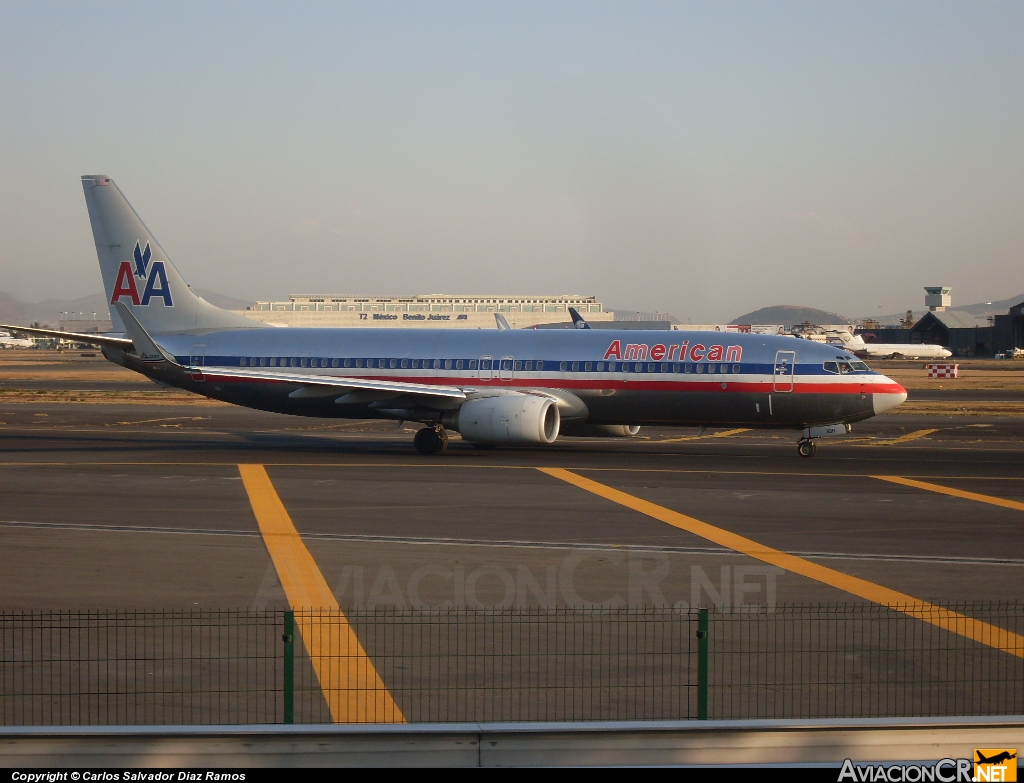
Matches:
[824,330,952,360]
[0,330,35,349]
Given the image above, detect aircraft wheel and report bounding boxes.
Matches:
[414,426,448,455]
[798,440,816,458]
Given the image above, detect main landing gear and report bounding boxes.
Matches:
[414,424,449,455]
[797,439,817,458]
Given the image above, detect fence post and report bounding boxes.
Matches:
[283,610,295,724]
[697,608,709,720]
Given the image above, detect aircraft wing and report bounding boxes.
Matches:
[110,303,468,405]
[0,322,133,349]
[199,365,468,402]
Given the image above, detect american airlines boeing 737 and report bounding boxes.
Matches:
[2,176,907,457]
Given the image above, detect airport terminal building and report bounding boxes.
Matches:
[234,294,615,329]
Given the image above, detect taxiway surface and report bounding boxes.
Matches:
[2,394,1022,613]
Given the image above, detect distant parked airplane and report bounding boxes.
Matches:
[823,330,952,360]
[0,175,908,458]
[0,330,35,348]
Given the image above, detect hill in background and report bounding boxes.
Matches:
[0,289,254,327]
[730,305,850,325]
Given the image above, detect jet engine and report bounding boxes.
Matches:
[559,423,641,438]
[444,395,560,445]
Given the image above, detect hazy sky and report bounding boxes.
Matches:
[2,2,1022,321]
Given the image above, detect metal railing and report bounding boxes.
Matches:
[2,604,1022,725]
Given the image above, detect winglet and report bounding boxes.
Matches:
[568,307,592,329]
[494,313,512,331]
[114,302,177,364]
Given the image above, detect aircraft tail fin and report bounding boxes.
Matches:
[82,176,258,334]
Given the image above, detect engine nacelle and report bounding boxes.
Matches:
[445,395,560,445]
[560,423,641,438]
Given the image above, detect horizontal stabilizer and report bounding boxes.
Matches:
[0,322,132,350]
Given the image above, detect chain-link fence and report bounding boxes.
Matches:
[2,604,1021,725]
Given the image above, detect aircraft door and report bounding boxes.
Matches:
[499,355,514,381]
[189,343,206,382]
[773,350,795,393]
[478,355,493,381]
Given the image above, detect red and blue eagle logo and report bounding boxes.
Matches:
[110,241,173,306]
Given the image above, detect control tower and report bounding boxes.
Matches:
[924,286,952,312]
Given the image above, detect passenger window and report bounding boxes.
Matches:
[456,360,464,370]
[597,362,605,372]
[299,358,307,367]
[240,358,247,366]
[823,362,839,374]
[535,361,544,371]
[445,359,453,370]
[269,358,277,367]
[560,361,567,371]
[344,359,352,368]
[673,363,680,373]
[470,360,478,370]
[481,359,491,370]
[401,359,409,369]
[354,359,362,368]
[684,364,690,373]
[661,363,668,372]
[434,359,441,369]
[259,357,267,367]
[514,361,522,371]
[331,358,339,368]
[584,362,592,372]
[696,364,704,374]
[524,360,533,370]
[388,358,396,369]
[732,364,740,373]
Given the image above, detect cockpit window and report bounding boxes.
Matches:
[850,361,869,371]
[823,361,839,374]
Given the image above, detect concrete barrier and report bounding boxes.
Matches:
[2,717,1023,767]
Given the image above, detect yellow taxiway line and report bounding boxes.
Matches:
[873,475,1024,513]
[856,429,939,446]
[539,467,1024,659]
[238,463,405,723]
[655,428,752,443]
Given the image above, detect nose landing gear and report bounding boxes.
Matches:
[414,424,449,455]
[797,439,817,458]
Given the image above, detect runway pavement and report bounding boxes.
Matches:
[2,394,1023,613]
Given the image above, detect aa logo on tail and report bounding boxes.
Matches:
[110,241,173,306]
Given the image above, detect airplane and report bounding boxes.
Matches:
[0,175,907,458]
[0,330,35,349]
[845,333,953,360]
[976,751,1016,765]
[819,329,952,360]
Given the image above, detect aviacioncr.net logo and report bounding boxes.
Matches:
[110,241,173,306]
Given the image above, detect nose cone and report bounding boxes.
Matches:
[873,380,908,415]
